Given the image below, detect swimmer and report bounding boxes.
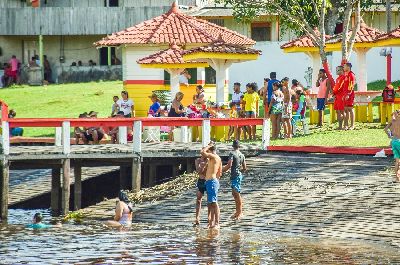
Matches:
[385,110,400,182]
[223,140,247,220]
[201,142,222,229]
[26,213,62,229]
[105,190,133,227]
[194,152,208,226]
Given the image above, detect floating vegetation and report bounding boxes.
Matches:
[127,173,198,205]
[64,210,86,223]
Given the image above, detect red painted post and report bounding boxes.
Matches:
[0,101,9,122]
[387,54,392,85]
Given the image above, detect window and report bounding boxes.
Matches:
[251,22,271,41]
[99,47,116,66]
[207,19,225,27]
[205,67,216,84]
[104,0,119,7]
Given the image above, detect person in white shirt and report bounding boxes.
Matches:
[231,82,243,113]
[117,91,135,117]
[179,69,191,86]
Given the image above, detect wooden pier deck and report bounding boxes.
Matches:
[82,152,400,248]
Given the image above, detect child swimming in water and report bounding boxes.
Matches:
[26,213,62,229]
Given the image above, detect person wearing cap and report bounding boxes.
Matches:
[148,93,161,117]
[343,62,356,130]
[223,140,247,220]
[26,212,61,229]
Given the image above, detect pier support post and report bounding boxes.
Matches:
[51,168,61,214]
[1,121,10,155]
[262,119,271,151]
[119,166,129,190]
[62,121,70,155]
[0,159,9,221]
[131,157,141,192]
[202,119,211,147]
[186,158,194,173]
[73,161,82,210]
[149,165,156,187]
[62,159,71,215]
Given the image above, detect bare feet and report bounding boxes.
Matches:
[235,213,243,220]
[230,212,238,219]
[193,220,200,226]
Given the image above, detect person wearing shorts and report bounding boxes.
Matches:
[194,155,208,225]
[316,69,331,127]
[242,83,260,140]
[385,110,400,182]
[223,140,247,220]
[343,63,356,130]
[333,66,346,130]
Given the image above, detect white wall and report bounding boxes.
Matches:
[229,41,400,93]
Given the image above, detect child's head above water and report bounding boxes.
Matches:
[33,213,43,223]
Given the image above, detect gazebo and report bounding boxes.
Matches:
[137,44,209,99]
[94,1,256,117]
[280,29,329,93]
[183,41,262,103]
[325,22,383,92]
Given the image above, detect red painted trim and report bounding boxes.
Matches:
[124,80,165,85]
[1,101,9,122]
[268,146,393,155]
[197,80,205,85]
[225,80,229,85]
[8,118,265,128]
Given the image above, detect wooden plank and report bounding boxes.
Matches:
[61,159,71,215]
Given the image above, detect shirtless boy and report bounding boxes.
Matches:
[385,110,400,182]
[201,142,222,228]
[223,140,247,220]
[281,77,293,138]
[194,153,208,225]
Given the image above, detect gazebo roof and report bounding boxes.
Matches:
[94,2,255,47]
[326,22,383,49]
[183,41,261,61]
[281,29,329,53]
[373,26,400,47]
[136,44,208,68]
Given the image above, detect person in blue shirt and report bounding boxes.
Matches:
[148,93,161,117]
[26,213,61,229]
[265,72,278,115]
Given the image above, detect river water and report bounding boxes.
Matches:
[1,209,399,264]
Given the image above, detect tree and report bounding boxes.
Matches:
[215,0,364,83]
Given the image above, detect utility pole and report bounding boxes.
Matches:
[386,0,392,32]
[386,0,392,85]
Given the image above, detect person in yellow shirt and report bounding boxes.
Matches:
[242,83,260,140]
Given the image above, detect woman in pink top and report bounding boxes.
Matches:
[316,69,331,127]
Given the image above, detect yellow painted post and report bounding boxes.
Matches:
[359,105,368,123]
[354,106,359,122]
[387,103,394,123]
[329,104,336,124]
[367,103,373,123]
[380,103,386,125]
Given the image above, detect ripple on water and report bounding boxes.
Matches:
[1,209,400,264]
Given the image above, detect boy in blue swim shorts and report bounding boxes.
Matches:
[194,154,208,225]
[223,140,247,220]
[201,142,222,228]
[385,110,400,182]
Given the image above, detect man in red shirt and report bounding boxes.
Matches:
[333,66,346,130]
[343,63,356,130]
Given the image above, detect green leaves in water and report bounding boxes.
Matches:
[64,210,86,223]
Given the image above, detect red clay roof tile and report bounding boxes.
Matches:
[326,23,383,44]
[374,26,400,41]
[280,29,329,49]
[94,2,255,47]
[184,41,262,55]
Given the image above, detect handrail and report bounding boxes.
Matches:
[7,117,265,128]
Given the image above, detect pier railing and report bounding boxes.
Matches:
[0,115,271,155]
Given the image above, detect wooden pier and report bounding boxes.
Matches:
[0,101,269,220]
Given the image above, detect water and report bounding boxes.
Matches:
[1,209,399,264]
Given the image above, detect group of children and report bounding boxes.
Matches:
[195,140,247,228]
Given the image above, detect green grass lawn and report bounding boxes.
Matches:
[0,81,392,147]
[0,81,123,136]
